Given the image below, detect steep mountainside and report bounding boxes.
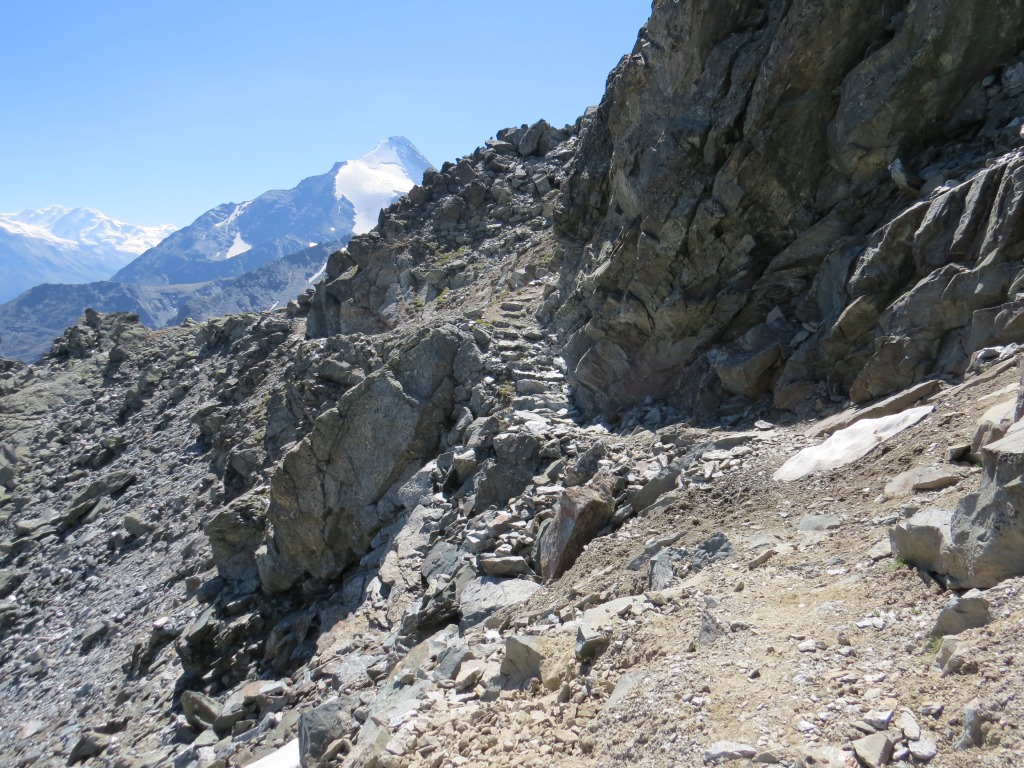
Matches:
[4,3,1024,768]
[0,206,175,303]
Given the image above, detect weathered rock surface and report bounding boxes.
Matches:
[554,0,1024,417]
[258,325,475,592]
[946,425,1024,587]
[536,474,616,580]
[890,508,954,574]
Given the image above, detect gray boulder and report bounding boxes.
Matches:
[257,326,471,593]
[889,508,954,574]
[536,474,616,580]
[205,491,267,583]
[932,591,990,637]
[946,426,1024,587]
[298,697,357,767]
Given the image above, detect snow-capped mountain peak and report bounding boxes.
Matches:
[1,205,176,254]
[333,136,434,234]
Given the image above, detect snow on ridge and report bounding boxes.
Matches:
[308,260,328,285]
[333,137,434,235]
[214,201,252,231]
[0,216,78,248]
[1,206,176,255]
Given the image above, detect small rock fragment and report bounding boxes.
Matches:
[852,732,893,768]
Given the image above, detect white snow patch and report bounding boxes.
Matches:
[773,405,935,482]
[308,260,328,285]
[224,232,251,259]
[308,242,317,248]
[246,739,299,768]
[214,201,251,230]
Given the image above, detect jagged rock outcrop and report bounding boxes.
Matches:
[552,0,1024,414]
[306,121,577,338]
[257,325,482,592]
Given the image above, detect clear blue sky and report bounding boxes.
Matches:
[0,1,651,227]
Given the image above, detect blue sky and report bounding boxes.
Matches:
[0,1,651,227]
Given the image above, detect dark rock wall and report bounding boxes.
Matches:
[554,0,1024,414]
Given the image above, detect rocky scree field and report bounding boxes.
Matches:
[5,1,1024,768]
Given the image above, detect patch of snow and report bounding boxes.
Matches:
[308,260,328,285]
[214,201,251,230]
[773,405,935,482]
[223,232,251,259]
[308,242,317,248]
[246,739,298,768]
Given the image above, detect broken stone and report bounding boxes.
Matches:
[946,425,1024,587]
[458,576,542,628]
[748,549,776,569]
[955,698,993,750]
[500,634,570,691]
[867,539,892,561]
[478,555,534,577]
[970,398,1016,460]
[704,741,757,764]
[69,731,111,763]
[298,698,356,767]
[884,466,963,498]
[798,515,841,532]
[908,737,938,762]
[931,590,990,636]
[852,732,893,768]
[181,690,222,731]
[575,622,610,661]
[536,474,615,580]
[889,508,953,573]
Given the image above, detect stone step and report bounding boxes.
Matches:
[516,379,564,396]
[512,369,564,382]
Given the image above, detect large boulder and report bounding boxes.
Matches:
[945,425,1024,587]
[257,326,476,593]
[205,491,268,583]
[536,474,616,580]
[890,508,954,574]
[970,398,1016,461]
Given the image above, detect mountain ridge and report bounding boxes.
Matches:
[0,137,432,361]
[0,205,176,303]
[112,136,432,286]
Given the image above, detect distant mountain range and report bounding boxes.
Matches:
[0,137,432,361]
[0,206,175,303]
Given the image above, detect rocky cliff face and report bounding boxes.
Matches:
[552,0,1024,415]
[5,3,1024,768]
